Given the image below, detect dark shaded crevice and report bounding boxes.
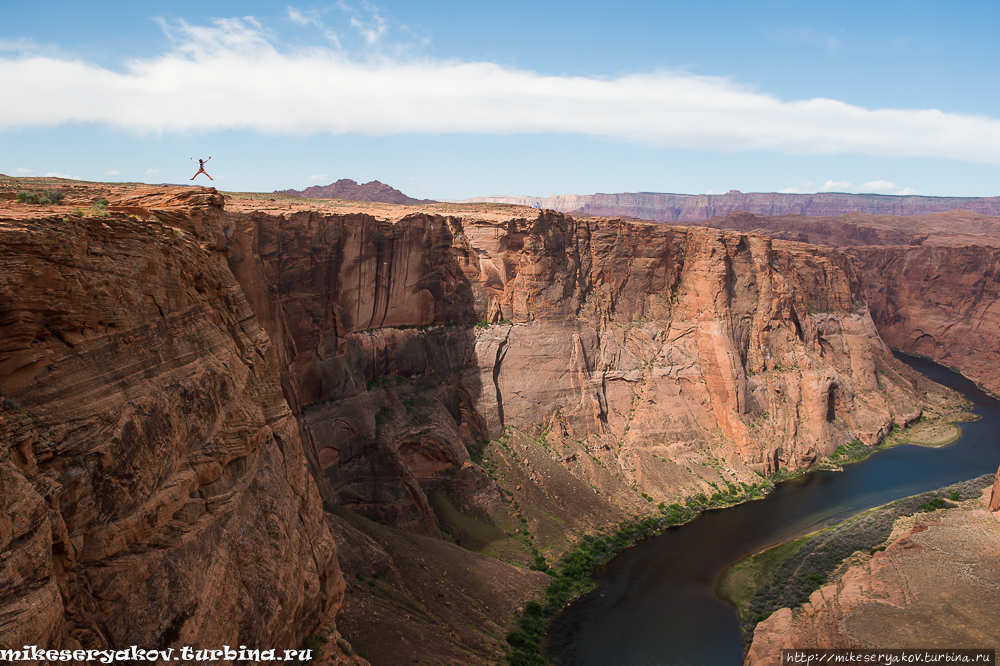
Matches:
[493,331,509,428]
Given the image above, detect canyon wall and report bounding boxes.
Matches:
[692,211,1000,396]
[0,190,342,652]
[846,245,1000,396]
[466,191,1000,222]
[226,207,927,537]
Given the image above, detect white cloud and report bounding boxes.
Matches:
[820,180,852,191]
[308,173,330,181]
[106,169,120,175]
[44,171,76,179]
[1,18,1000,166]
[15,167,33,175]
[146,169,159,175]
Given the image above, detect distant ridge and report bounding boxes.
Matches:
[276,179,435,205]
[462,190,1000,221]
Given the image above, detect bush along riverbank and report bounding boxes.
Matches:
[719,474,995,652]
[504,481,772,666]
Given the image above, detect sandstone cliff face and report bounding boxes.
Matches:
[227,209,924,535]
[991,465,1000,513]
[0,189,342,652]
[693,211,1000,397]
[466,191,1000,222]
[845,245,1000,396]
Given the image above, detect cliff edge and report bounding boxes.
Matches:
[0,187,343,653]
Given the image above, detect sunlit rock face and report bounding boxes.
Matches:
[0,188,342,651]
[228,209,923,533]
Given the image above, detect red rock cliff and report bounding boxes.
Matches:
[845,245,1000,396]
[226,207,926,534]
[0,189,342,652]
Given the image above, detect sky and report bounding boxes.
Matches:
[2,1,999,200]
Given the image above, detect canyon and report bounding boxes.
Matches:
[1,178,998,665]
[466,191,1000,222]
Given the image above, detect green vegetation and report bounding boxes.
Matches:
[505,514,685,665]
[919,496,954,512]
[475,318,514,329]
[16,189,64,205]
[2,397,19,411]
[720,474,993,652]
[826,438,872,466]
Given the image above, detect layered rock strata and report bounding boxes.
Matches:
[847,245,1000,396]
[465,191,1000,222]
[693,210,1000,396]
[0,189,342,652]
[226,206,926,536]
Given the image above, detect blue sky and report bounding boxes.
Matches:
[2,1,999,199]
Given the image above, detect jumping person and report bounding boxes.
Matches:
[190,157,213,181]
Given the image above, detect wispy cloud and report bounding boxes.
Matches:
[44,171,76,179]
[781,27,843,55]
[308,173,330,181]
[287,6,342,47]
[338,1,387,45]
[15,167,33,175]
[1,17,999,165]
[105,169,120,175]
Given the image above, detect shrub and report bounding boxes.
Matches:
[2,397,19,411]
[42,189,64,204]
[16,191,40,204]
[919,497,949,512]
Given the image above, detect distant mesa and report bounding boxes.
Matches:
[275,178,435,205]
[463,190,1000,221]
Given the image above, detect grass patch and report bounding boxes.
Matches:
[720,474,994,652]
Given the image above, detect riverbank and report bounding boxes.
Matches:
[719,474,996,653]
[744,476,1000,664]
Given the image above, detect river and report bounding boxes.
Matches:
[545,355,1000,665]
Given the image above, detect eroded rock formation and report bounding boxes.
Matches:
[847,245,1000,396]
[0,189,342,652]
[693,210,1000,396]
[226,205,926,536]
